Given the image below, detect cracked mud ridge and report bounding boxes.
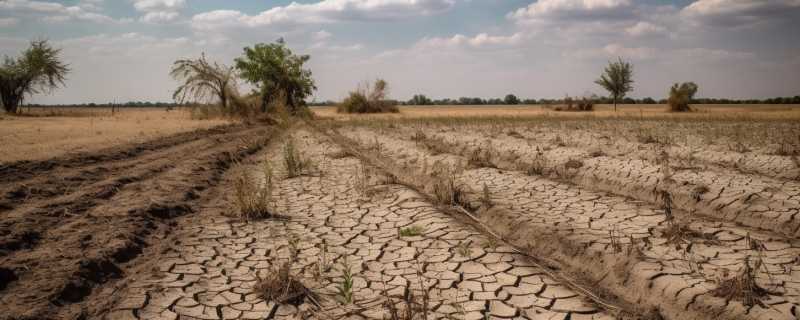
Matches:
[2,118,798,320]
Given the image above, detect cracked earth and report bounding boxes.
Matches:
[2,118,798,320]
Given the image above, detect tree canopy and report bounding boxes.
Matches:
[234,39,316,114]
[594,58,633,111]
[0,40,69,114]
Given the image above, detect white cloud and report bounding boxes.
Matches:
[625,21,667,37]
[132,0,186,12]
[132,0,185,23]
[681,0,800,27]
[415,32,525,49]
[313,30,333,41]
[0,17,20,27]
[140,11,180,23]
[509,0,633,24]
[191,0,456,30]
[0,0,116,23]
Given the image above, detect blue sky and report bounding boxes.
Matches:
[1,0,799,104]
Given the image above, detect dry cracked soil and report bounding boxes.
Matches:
[1,118,799,320]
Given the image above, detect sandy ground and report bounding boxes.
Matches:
[0,108,228,164]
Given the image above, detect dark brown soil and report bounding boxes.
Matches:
[0,123,275,319]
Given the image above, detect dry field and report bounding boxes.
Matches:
[1,105,799,320]
[0,108,228,163]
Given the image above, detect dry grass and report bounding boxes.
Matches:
[0,107,227,163]
[313,104,800,121]
[232,161,274,220]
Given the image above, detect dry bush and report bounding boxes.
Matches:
[667,82,698,112]
[254,260,316,306]
[399,225,425,237]
[233,162,274,220]
[554,95,595,112]
[337,79,399,114]
[283,139,314,178]
[711,256,771,307]
[467,146,495,168]
[430,174,467,207]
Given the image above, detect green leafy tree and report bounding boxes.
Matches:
[234,38,316,114]
[594,57,634,111]
[667,82,699,112]
[170,53,237,112]
[0,40,69,114]
[504,94,520,105]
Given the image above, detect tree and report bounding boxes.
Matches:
[504,94,520,105]
[0,40,69,114]
[409,94,432,105]
[667,82,699,112]
[235,38,316,114]
[594,57,634,111]
[170,53,237,112]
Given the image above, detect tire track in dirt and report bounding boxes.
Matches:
[332,125,800,320]
[0,123,276,320]
[104,127,613,319]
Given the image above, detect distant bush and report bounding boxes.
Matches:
[668,82,699,112]
[337,79,399,113]
[553,95,595,112]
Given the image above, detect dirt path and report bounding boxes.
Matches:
[105,127,613,319]
[0,124,274,319]
[331,125,800,320]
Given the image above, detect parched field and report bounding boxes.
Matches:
[0,108,228,163]
[1,105,799,320]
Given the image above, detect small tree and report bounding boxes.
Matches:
[504,94,520,105]
[409,94,432,105]
[0,40,69,114]
[595,57,634,111]
[667,82,699,112]
[235,38,316,114]
[171,53,238,113]
[337,79,398,113]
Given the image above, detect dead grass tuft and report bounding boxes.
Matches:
[283,138,314,178]
[253,260,315,306]
[233,162,274,220]
[711,256,771,307]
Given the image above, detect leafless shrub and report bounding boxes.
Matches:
[711,256,771,307]
[467,146,495,168]
[337,79,399,113]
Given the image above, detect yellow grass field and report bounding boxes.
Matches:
[313,104,800,121]
[0,107,228,163]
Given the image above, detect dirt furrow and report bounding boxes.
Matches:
[378,125,800,239]
[105,127,613,319]
[0,124,245,213]
[0,124,274,320]
[333,125,800,320]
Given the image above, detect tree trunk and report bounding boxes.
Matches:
[613,97,617,112]
[1,94,20,114]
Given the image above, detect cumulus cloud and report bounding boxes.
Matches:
[625,21,667,37]
[415,32,525,49]
[0,0,116,23]
[191,0,456,30]
[681,0,800,27]
[508,0,633,24]
[132,0,186,23]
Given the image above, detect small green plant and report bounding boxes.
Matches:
[399,225,425,237]
[336,258,355,304]
[455,242,472,257]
